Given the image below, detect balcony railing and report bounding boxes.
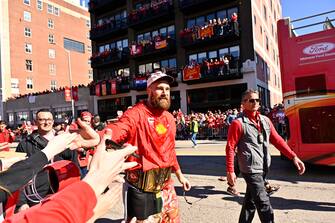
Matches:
[90,19,128,41]
[128,1,174,29]
[92,77,131,96]
[91,49,129,68]
[182,59,242,84]
[180,21,239,47]
[130,38,176,58]
[132,67,179,91]
[89,0,127,14]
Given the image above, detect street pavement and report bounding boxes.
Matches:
[11,140,335,223]
[97,140,335,223]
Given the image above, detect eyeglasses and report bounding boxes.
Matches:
[247,99,260,103]
[38,118,53,123]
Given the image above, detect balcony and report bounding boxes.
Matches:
[130,38,176,60]
[128,1,174,29]
[92,77,131,96]
[90,19,128,41]
[132,68,179,91]
[91,49,129,68]
[179,0,228,14]
[89,0,127,14]
[180,21,239,48]
[182,59,242,84]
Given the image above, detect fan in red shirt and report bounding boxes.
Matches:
[0,121,15,151]
[106,71,191,223]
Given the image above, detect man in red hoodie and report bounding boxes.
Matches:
[107,71,191,223]
[0,121,15,151]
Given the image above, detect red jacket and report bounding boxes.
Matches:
[0,129,15,151]
[4,181,96,223]
[106,101,180,172]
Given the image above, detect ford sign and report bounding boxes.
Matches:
[303,42,335,55]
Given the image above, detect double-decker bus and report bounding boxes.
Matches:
[277,11,335,165]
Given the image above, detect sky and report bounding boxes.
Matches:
[281,0,335,35]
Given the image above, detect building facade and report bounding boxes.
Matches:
[89,0,282,120]
[0,0,92,119]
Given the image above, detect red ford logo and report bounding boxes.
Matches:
[303,42,335,55]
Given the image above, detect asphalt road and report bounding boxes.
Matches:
[95,140,335,223]
[11,140,334,223]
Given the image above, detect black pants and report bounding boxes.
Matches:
[239,173,274,223]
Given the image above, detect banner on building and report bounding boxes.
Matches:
[95,83,101,96]
[101,82,107,96]
[72,86,79,101]
[155,39,167,50]
[183,65,201,81]
[111,80,117,95]
[64,87,71,102]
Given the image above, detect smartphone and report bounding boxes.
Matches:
[105,139,140,159]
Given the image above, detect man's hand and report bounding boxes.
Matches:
[175,170,191,191]
[42,133,78,161]
[293,156,305,175]
[68,118,100,149]
[227,172,237,187]
[17,204,30,212]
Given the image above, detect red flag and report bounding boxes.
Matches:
[111,80,116,95]
[64,87,71,102]
[72,86,79,101]
[95,83,101,96]
[101,82,107,96]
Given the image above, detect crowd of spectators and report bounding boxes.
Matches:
[172,104,287,140]
[179,12,239,45]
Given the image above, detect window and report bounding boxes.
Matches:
[48,49,56,58]
[64,38,85,53]
[25,43,32,53]
[208,51,217,59]
[48,34,55,43]
[198,52,207,63]
[266,35,269,50]
[25,60,33,71]
[167,25,175,37]
[88,69,93,79]
[24,0,30,6]
[50,80,57,90]
[230,46,240,58]
[54,7,59,16]
[11,79,19,90]
[254,15,256,25]
[24,11,31,22]
[26,77,33,89]
[24,27,32,37]
[86,45,92,52]
[86,19,90,28]
[47,4,53,14]
[37,0,43,10]
[48,19,54,29]
[263,5,267,20]
[49,64,56,74]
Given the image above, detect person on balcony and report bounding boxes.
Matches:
[230,12,239,35]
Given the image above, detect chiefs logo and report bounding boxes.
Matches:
[155,123,167,135]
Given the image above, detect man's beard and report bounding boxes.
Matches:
[150,96,171,111]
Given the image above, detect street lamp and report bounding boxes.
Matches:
[51,43,75,119]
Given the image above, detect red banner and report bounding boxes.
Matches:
[95,83,100,96]
[111,80,116,95]
[64,87,71,102]
[155,39,167,49]
[72,86,79,101]
[101,82,107,96]
[198,26,214,39]
[183,65,201,81]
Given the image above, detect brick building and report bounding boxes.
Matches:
[0,0,92,120]
[89,0,282,120]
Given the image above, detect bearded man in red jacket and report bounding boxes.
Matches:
[106,71,191,223]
